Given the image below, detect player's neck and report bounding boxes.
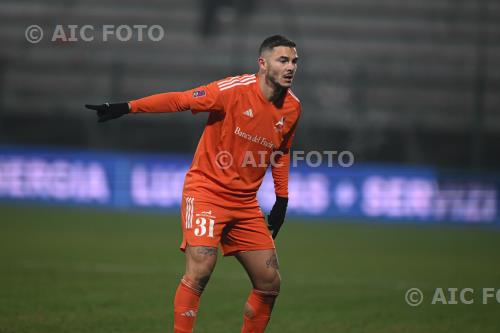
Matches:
[258,74,287,105]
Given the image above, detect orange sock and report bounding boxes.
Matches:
[241,289,279,333]
[174,276,203,333]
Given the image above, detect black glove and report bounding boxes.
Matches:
[267,196,288,239]
[85,102,129,122]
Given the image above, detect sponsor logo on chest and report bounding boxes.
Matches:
[234,126,274,149]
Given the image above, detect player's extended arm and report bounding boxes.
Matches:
[85,83,223,122]
[85,102,130,123]
[267,116,300,238]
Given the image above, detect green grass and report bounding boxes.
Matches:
[1,204,500,333]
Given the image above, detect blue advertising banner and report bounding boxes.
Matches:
[0,145,498,224]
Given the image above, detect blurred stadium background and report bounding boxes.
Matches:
[1,0,500,332]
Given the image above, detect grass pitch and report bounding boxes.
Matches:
[1,204,499,333]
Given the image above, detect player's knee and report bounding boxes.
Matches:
[191,271,212,290]
[270,270,281,293]
[185,246,217,290]
[254,270,281,293]
[187,261,216,290]
[185,263,214,290]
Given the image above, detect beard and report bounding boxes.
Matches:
[265,70,288,91]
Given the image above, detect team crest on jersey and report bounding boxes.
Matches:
[192,90,206,98]
[274,116,285,131]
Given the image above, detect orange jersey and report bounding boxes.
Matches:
[129,74,301,206]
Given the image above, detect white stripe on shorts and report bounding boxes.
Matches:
[185,197,189,229]
[185,197,194,229]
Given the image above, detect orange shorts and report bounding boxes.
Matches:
[180,195,275,256]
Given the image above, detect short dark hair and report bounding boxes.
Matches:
[259,35,296,55]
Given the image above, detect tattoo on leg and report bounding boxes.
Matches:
[198,275,211,289]
[197,246,218,256]
[265,253,279,269]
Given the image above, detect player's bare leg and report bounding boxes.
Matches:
[184,245,218,288]
[174,245,218,333]
[236,249,281,333]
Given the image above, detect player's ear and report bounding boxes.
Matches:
[258,56,267,71]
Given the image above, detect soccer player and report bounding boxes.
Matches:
[86,35,300,333]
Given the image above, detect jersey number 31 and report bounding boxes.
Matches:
[194,217,215,237]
